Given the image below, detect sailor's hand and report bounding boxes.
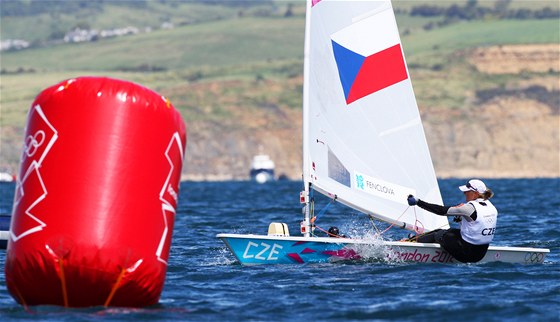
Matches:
[407,195,418,206]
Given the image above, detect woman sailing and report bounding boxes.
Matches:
[406,179,498,263]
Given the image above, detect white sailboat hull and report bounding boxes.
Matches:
[217,233,549,265]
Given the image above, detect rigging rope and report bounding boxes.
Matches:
[310,197,336,236]
[369,206,444,241]
[311,198,334,223]
[309,194,449,241]
[376,206,412,236]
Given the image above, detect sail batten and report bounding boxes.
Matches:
[302,0,449,232]
[352,3,391,23]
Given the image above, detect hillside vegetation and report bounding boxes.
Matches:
[1,0,559,179]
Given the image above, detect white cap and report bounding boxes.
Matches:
[459,179,487,193]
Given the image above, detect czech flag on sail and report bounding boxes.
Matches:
[331,7,408,105]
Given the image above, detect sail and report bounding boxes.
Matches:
[303,0,449,232]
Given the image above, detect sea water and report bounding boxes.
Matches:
[0,178,558,321]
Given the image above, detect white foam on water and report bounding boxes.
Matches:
[340,217,406,264]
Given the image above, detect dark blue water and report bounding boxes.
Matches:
[0,179,558,321]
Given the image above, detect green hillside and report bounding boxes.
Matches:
[403,19,559,60]
[0,1,293,43]
[2,7,557,122]
[1,0,559,178]
[4,3,559,72]
[1,16,305,71]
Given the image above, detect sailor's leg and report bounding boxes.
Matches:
[439,229,469,263]
[415,229,443,243]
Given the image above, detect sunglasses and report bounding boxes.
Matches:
[466,181,477,192]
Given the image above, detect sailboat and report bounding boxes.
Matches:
[217,0,549,265]
[250,153,275,184]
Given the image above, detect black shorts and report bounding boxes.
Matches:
[417,228,489,263]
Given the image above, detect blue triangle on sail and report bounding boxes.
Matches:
[331,40,365,102]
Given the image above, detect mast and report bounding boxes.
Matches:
[301,0,313,237]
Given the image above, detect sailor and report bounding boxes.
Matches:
[406,179,498,263]
[328,226,347,238]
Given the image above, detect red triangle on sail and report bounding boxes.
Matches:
[346,44,408,104]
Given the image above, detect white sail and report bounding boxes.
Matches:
[303,0,449,232]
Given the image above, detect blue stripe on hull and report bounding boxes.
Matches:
[220,236,358,264]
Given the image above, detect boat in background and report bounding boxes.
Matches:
[0,214,9,249]
[0,176,13,249]
[250,153,275,184]
[0,172,16,182]
[218,0,549,265]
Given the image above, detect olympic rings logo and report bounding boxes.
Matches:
[24,131,46,157]
[524,252,544,263]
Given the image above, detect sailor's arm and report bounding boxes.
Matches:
[446,203,476,221]
[408,195,475,218]
[416,199,449,216]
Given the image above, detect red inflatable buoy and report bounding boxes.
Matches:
[5,77,186,307]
